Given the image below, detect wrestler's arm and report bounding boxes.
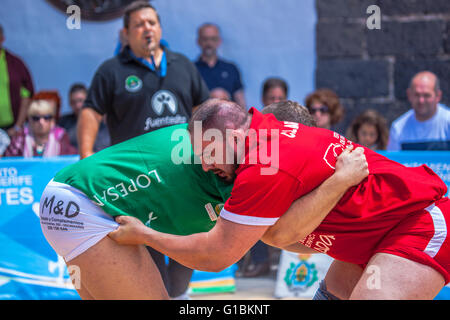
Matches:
[262,146,368,249]
[110,215,269,272]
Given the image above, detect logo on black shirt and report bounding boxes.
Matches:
[151,90,178,115]
[125,75,143,92]
[144,90,185,131]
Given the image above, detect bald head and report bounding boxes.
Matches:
[189,99,248,134]
[188,99,249,183]
[409,71,440,93]
[407,71,442,121]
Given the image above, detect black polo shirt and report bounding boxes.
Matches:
[84,46,210,145]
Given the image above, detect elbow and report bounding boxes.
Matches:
[262,231,290,249]
[206,264,228,273]
[263,230,306,249]
[270,238,292,249]
[201,254,236,273]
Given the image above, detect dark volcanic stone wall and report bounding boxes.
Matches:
[315,0,450,134]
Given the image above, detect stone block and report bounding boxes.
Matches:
[376,0,450,16]
[367,21,443,57]
[316,59,390,99]
[316,0,376,19]
[445,22,450,54]
[316,22,365,57]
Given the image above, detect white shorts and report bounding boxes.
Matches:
[39,180,118,262]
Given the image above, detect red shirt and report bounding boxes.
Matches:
[221,108,447,264]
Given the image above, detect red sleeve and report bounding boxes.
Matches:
[221,166,302,226]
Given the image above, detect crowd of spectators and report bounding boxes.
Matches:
[1,9,448,159]
[0,0,449,298]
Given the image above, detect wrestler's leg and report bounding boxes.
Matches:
[350,253,444,300]
[316,260,363,300]
[67,236,169,300]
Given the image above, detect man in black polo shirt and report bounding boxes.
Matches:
[77,0,210,300]
[195,23,246,108]
[78,2,209,158]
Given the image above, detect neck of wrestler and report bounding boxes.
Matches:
[235,115,253,161]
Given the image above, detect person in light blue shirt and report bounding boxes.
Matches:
[387,71,450,151]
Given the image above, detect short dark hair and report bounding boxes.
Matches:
[305,88,344,126]
[69,83,87,96]
[262,100,316,127]
[262,77,289,98]
[345,109,389,150]
[197,23,221,36]
[123,1,160,29]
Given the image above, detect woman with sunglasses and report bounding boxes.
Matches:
[305,88,344,131]
[3,99,76,157]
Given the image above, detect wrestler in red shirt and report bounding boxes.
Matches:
[111,99,450,299]
[222,107,449,285]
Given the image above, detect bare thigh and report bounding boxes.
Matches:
[323,260,364,299]
[66,236,169,300]
[350,253,445,300]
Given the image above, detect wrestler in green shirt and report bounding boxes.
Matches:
[53,124,232,235]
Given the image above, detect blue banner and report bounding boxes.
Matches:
[379,151,450,196]
[0,156,79,299]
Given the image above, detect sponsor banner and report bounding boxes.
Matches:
[379,151,450,195]
[0,156,79,299]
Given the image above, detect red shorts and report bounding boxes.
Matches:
[372,197,450,284]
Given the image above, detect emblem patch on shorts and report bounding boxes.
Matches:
[125,75,143,92]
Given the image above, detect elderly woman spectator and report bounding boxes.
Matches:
[305,88,344,131]
[3,99,76,157]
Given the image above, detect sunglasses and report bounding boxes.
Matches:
[309,105,329,114]
[30,115,53,122]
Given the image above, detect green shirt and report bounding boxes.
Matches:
[53,124,232,235]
